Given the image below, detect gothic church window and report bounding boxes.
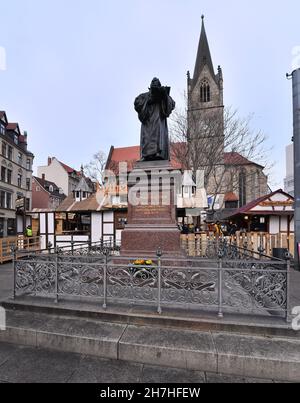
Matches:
[239,169,247,207]
[200,80,211,103]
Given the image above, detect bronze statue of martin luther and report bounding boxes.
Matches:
[134,78,175,161]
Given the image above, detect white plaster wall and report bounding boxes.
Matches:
[91,212,102,243]
[269,217,280,234]
[103,223,114,235]
[280,217,288,232]
[40,213,46,233]
[48,213,55,233]
[103,211,114,222]
[37,158,69,195]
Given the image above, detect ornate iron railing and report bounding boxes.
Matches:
[12,244,290,321]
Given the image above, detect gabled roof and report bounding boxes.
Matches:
[182,171,196,187]
[49,157,81,176]
[75,176,93,193]
[56,193,100,212]
[192,16,215,84]
[224,152,264,169]
[6,123,21,134]
[33,176,66,197]
[59,160,80,175]
[227,189,294,217]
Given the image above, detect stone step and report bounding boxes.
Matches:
[2,297,298,339]
[0,308,300,382]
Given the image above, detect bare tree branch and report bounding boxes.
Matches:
[170,96,273,211]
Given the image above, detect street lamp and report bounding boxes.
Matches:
[287,68,300,269]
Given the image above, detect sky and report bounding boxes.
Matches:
[0,0,299,188]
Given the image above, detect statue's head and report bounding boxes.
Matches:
[150,77,161,89]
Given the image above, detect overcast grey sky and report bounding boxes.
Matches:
[0,0,299,187]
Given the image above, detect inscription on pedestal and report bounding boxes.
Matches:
[134,205,170,217]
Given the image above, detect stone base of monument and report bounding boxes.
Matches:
[121,161,186,260]
[121,225,184,259]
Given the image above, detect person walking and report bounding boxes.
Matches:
[26,225,33,247]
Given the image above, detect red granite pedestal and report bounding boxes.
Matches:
[121,161,184,259]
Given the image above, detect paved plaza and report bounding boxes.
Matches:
[0,342,285,383]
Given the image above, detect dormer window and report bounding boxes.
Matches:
[49,185,54,193]
[0,124,5,135]
[14,134,18,145]
[200,79,210,103]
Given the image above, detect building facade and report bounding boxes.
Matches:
[284,144,294,197]
[0,111,34,237]
[37,157,81,196]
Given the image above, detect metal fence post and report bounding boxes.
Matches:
[103,250,108,309]
[71,237,74,255]
[286,253,291,323]
[11,246,17,300]
[218,252,224,318]
[54,248,59,304]
[157,248,162,315]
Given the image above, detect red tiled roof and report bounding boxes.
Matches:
[224,192,239,202]
[224,152,263,168]
[6,123,19,131]
[58,160,80,176]
[106,146,262,172]
[107,145,183,172]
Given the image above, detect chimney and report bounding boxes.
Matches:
[48,157,52,166]
[42,174,46,184]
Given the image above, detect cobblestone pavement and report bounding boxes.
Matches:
[0,342,285,383]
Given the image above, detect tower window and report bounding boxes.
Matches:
[200,80,211,103]
[239,169,247,207]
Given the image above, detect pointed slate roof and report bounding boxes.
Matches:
[193,16,215,83]
[75,175,93,193]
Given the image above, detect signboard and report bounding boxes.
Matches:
[259,201,293,207]
[15,197,25,211]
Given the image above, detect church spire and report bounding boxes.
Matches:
[193,15,215,83]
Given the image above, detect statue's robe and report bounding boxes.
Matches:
[134,91,175,161]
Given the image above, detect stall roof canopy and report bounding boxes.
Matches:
[226,189,294,218]
[56,193,101,212]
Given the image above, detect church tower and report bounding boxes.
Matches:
[187,16,224,158]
